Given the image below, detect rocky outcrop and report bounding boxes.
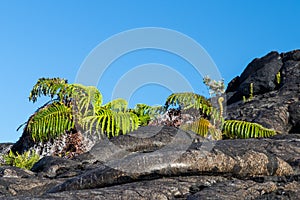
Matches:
[225,50,300,133]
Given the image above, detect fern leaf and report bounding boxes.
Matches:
[70,84,103,116]
[166,92,211,110]
[103,98,128,112]
[165,92,220,120]
[181,118,223,140]
[181,118,210,137]
[82,109,139,138]
[25,102,74,142]
[223,120,277,139]
[29,78,68,103]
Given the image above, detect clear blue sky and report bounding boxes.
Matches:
[0,0,299,142]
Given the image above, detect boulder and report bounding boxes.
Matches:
[226,51,282,105]
[239,51,282,95]
[226,50,300,133]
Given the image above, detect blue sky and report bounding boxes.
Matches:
[0,0,299,142]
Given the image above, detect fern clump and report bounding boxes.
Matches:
[3,150,40,170]
[19,78,157,143]
[165,81,277,140]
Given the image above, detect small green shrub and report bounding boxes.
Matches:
[3,150,40,170]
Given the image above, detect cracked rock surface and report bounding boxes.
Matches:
[1,127,300,199]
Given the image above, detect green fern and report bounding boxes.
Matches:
[25,102,74,142]
[223,120,277,139]
[82,108,140,138]
[103,98,128,112]
[276,71,281,84]
[165,92,212,115]
[165,92,225,127]
[181,118,210,136]
[20,78,145,143]
[181,118,222,140]
[70,84,103,116]
[29,77,69,103]
[129,104,165,126]
[3,150,40,170]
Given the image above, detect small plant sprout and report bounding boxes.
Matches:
[276,71,281,84]
[249,82,254,100]
[243,83,254,103]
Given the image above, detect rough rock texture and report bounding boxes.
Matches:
[148,108,197,127]
[11,129,98,159]
[0,143,13,165]
[1,126,300,199]
[226,50,300,133]
[0,166,63,197]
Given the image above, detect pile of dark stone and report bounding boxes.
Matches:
[225,50,300,133]
[0,50,299,199]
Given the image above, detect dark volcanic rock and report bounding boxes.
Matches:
[226,50,300,133]
[31,156,82,178]
[47,132,298,194]
[281,49,300,62]
[1,127,300,199]
[0,166,63,198]
[225,76,240,93]
[10,176,227,200]
[239,51,282,95]
[226,51,282,105]
[289,101,300,133]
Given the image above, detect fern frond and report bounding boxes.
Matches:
[82,109,140,138]
[165,92,212,116]
[181,118,223,140]
[103,98,128,112]
[25,102,74,142]
[222,120,277,139]
[29,78,68,103]
[130,104,166,126]
[181,118,210,137]
[70,84,103,116]
[166,92,211,109]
